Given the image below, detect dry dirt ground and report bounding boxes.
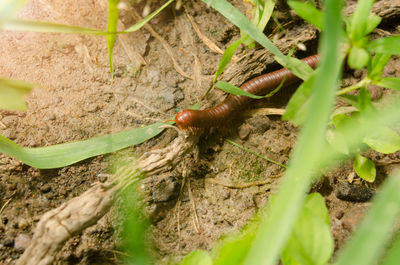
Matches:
[1,0,400,264]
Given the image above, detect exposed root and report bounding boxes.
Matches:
[16,133,199,265]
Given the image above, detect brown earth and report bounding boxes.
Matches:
[0,0,400,264]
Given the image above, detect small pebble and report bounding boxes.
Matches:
[18,218,29,230]
[238,124,251,139]
[40,183,52,193]
[335,182,374,202]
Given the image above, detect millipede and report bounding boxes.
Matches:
[172,54,320,130]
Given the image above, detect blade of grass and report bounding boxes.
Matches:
[367,36,400,55]
[288,1,323,30]
[0,121,168,169]
[381,232,400,265]
[202,0,313,81]
[0,77,34,111]
[107,0,119,81]
[349,0,375,41]
[243,0,343,264]
[333,171,400,265]
[213,38,242,83]
[124,0,174,32]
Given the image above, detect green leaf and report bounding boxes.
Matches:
[0,77,34,111]
[358,86,374,113]
[349,0,374,41]
[381,233,400,265]
[282,74,315,126]
[275,56,314,81]
[216,79,285,99]
[348,46,370,70]
[364,14,382,35]
[326,129,349,155]
[124,0,174,32]
[242,0,275,47]
[376,77,400,91]
[367,53,391,80]
[340,94,359,109]
[107,0,119,81]
[282,194,334,265]
[180,250,212,265]
[1,18,106,34]
[363,127,400,154]
[367,36,400,55]
[288,1,323,30]
[0,0,29,19]
[0,122,167,169]
[213,232,254,265]
[353,153,376,182]
[202,0,312,81]
[333,171,400,265]
[213,39,242,82]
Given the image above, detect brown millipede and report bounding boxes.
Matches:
[172,55,320,130]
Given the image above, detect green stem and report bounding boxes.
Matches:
[337,78,370,96]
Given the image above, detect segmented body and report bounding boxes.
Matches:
[174,55,320,130]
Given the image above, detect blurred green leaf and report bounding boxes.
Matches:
[348,46,370,70]
[333,171,400,265]
[124,0,174,32]
[363,127,400,154]
[358,86,374,113]
[367,36,400,55]
[367,53,391,80]
[214,39,241,82]
[349,0,374,41]
[326,129,349,155]
[353,153,376,182]
[340,94,359,109]
[288,1,323,30]
[364,14,381,35]
[107,0,119,81]
[282,194,333,265]
[381,232,400,265]
[181,250,213,265]
[0,121,167,169]
[376,77,400,91]
[212,232,254,265]
[1,18,106,34]
[0,0,29,19]
[0,77,34,111]
[243,0,344,263]
[282,74,315,126]
[202,0,313,81]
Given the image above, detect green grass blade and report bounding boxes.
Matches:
[107,0,119,80]
[367,36,400,54]
[0,77,34,111]
[333,171,400,265]
[216,81,264,99]
[349,0,375,41]
[213,38,241,82]
[243,0,343,264]
[124,0,174,32]
[381,233,400,265]
[288,1,323,30]
[376,77,400,90]
[0,122,167,169]
[1,18,106,34]
[202,0,312,80]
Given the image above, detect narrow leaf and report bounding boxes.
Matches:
[107,0,120,80]
[214,39,241,82]
[216,80,285,99]
[376,77,400,91]
[367,53,391,80]
[288,1,323,30]
[0,122,167,169]
[363,127,400,154]
[367,36,400,55]
[0,77,34,111]
[381,233,400,265]
[353,153,376,182]
[349,0,374,41]
[124,0,174,32]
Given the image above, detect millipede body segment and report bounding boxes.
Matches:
[174,55,320,130]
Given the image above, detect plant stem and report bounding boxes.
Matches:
[337,78,370,95]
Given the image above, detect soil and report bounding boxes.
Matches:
[0,0,400,264]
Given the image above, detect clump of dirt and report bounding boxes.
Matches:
[1,0,400,264]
